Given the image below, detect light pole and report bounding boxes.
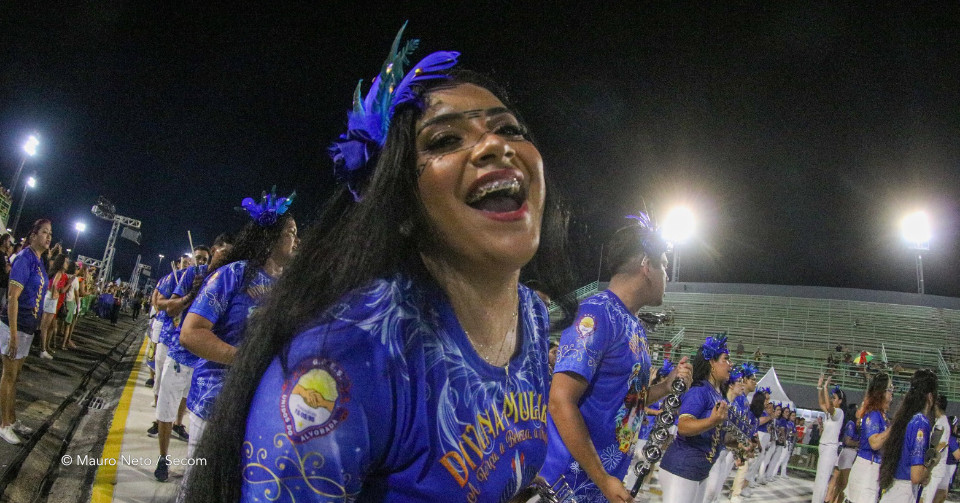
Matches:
[10,176,36,237]
[73,221,87,250]
[662,206,696,282]
[157,254,165,271]
[10,135,39,199]
[901,211,931,295]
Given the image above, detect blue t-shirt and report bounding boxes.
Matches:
[154,271,176,328]
[894,413,930,480]
[841,419,859,447]
[786,420,796,442]
[1,249,48,334]
[186,261,273,420]
[757,411,770,433]
[240,275,551,503]
[858,411,888,463]
[161,265,207,367]
[659,382,726,481]
[947,435,958,466]
[540,290,652,499]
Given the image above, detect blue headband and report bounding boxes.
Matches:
[741,362,759,378]
[729,366,744,384]
[625,213,671,259]
[758,386,771,395]
[832,385,842,397]
[700,333,729,361]
[328,22,459,201]
[239,186,295,226]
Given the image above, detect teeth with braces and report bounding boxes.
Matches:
[466,178,521,204]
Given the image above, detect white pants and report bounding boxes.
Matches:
[660,468,708,503]
[813,443,841,503]
[878,479,917,502]
[847,456,881,503]
[778,443,792,476]
[149,318,163,343]
[156,358,192,423]
[765,445,784,480]
[921,468,945,502]
[730,460,750,497]
[704,450,735,503]
[187,411,206,459]
[153,342,168,397]
[838,447,857,470]
[939,465,956,490]
[752,432,771,483]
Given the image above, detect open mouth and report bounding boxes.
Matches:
[465,176,526,213]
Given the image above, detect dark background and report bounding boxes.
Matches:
[1,3,958,295]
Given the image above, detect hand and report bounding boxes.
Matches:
[598,474,632,503]
[710,400,729,427]
[6,339,17,358]
[825,376,832,387]
[670,356,693,388]
[818,373,824,388]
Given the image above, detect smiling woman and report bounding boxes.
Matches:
[182,25,574,503]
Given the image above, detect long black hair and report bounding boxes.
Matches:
[750,389,768,418]
[691,349,729,396]
[879,369,937,490]
[184,71,574,502]
[831,386,849,421]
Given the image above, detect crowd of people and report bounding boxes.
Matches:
[0,25,957,503]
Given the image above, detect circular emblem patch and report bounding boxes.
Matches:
[279,357,350,443]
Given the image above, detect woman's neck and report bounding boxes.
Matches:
[421,253,519,347]
[29,245,44,257]
[263,256,284,278]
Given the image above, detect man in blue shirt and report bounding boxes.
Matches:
[542,214,692,503]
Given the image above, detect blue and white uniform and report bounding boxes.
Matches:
[541,290,652,503]
[659,382,726,503]
[0,248,47,360]
[155,265,206,424]
[240,275,551,502]
[878,413,930,502]
[185,261,274,456]
[152,271,178,397]
[837,418,860,470]
[847,410,888,503]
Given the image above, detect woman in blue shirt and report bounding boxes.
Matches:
[182,27,574,503]
[878,369,937,502]
[659,334,732,503]
[848,373,894,503]
[0,219,51,444]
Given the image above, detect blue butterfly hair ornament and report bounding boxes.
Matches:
[238,186,295,227]
[657,359,675,378]
[625,212,672,259]
[700,332,729,361]
[832,384,842,397]
[328,22,460,201]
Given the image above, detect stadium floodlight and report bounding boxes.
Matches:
[23,135,39,157]
[662,206,696,282]
[73,221,87,250]
[11,175,38,236]
[26,177,37,188]
[901,211,930,295]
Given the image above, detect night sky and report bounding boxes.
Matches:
[2,3,958,296]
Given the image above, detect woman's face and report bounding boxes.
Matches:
[710,353,732,383]
[31,223,52,251]
[832,392,843,407]
[270,218,299,267]
[883,382,894,407]
[415,83,545,272]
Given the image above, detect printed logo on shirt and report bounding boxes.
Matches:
[614,363,648,454]
[576,315,595,338]
[629,331,647,358]
[279,357,351,443]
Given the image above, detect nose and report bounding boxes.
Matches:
[469,130,515,167]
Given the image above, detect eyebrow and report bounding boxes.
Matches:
[416,107,513,135]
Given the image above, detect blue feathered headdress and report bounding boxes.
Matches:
[238,186,295,227]
[758,386,772,395]
[329,22,459,201]
[700,333,729,361]
[741,362,759,378]
[625,212,671,259]
[657,359,675,378]
[729,366,744,384]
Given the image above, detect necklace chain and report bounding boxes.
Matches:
[464,309,518,369]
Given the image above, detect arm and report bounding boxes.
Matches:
[677,400,728,437]
[868,429,891,450]
[180,313,236,364]
[162,294,195,318]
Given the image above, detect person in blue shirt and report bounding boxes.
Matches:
[659,334,733,503]
[182,27,578,503]
[848,372,894,503]
[703,365,747,503]
[0,219,51,445]
[181,204,297,462]
[878,369,938,502]
[942,417,959,503]
[542,214,693,503]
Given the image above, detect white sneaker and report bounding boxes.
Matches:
[40,351,53,360]
[729,497,743,503]
[12,420,33,437]
[741,486,753,497]
[0,425,22,444]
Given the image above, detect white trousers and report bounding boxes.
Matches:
[778,443,792,476]
[187,411,206,459]
[153,342,169,397]
[813,443,840,503]
[704,450,735,503]
[730,460,750,497]
[765,445,784,480]
[878,479,917,503]
[847,456,881,503]
[660,468,707,503]
[752,432,771,483]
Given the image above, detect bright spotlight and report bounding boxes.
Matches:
[901,211,931,247]
[75,222,87,233]
[23,135,39,157]
[26,177,37,188]
[662,206,696,244]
